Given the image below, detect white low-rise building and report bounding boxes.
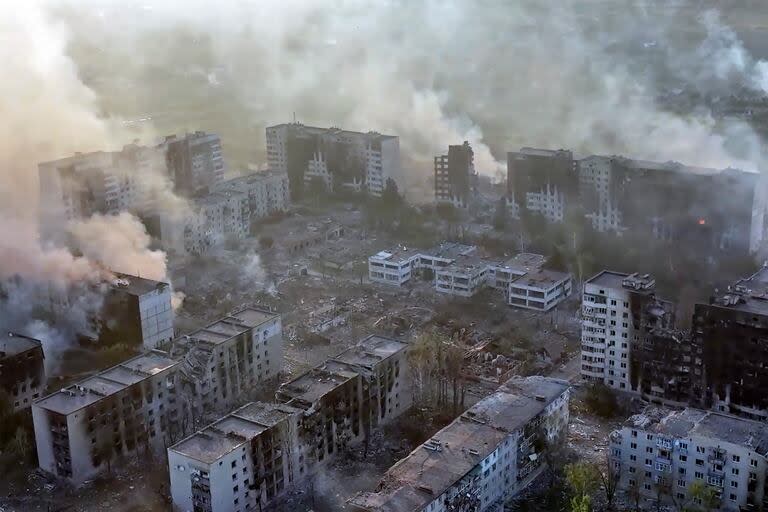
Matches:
[350,376,570,512]
[610,407,768,511]
[435,256,490,297]
[368,242,477,287]
[508,269,573,311]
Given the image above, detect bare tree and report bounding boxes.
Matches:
[599,452,622,511]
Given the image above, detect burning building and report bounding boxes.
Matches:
[349,376,570,512]
[434,141,478,209]
[0,332,45,411]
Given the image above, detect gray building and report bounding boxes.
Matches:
[611,407,768,511]
[435,141,478,209]
[350,376,570,512]
[32,307,283,484]
[266,122,401,198]
[163,131,226,197]
[0,333,45,411]
[168,334,412,512]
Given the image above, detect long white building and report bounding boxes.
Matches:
[350,376,570,512]
[610,407,768,511]
[508,269,573,312]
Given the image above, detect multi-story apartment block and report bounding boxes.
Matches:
[266,123,401,198]
[38,144,161,240]
[213,170,290,220]
[168,402,304,512]
[182,189,250,255]
[276,335,412,466]
[508,269,573,312]
[507,148,578,223]
[33,307,283,484]
[434,141,478,209]
[694,266,768,420]
[610,407,768,511]
[102,273,175,350]
[168,334,411,512]
[581,271,665,391]
[350,376,570,512]
[1,333,45,411]
[163,131,226,197]
[169,307,283,419]
[33,351,186,484]
[507,147,768,255]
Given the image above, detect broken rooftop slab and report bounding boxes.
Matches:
[0,332,42,357]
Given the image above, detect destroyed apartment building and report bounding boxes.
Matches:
[610,407,768,510]
[266,122,402,198]
[369,243,572,310]
[581,266,768,419]
[0,332,45,411]
[349,376,570,512]
[31,306,282,484]
[507,147,768,255]
[167,334,412,512]
[434,141,479,209]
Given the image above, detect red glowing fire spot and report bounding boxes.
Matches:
[698,219,706,225]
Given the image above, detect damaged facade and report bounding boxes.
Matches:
[266,122,401,198]
[104,273,175,350]
[610,407,768,511]
[434,141,478,209]
[0,332,45,411]
[507,148,768,255]
[349,376,570,512]
[167,334,412,512]
[694,266,768,420]
[32,307,282,484]
[168,402,304,512]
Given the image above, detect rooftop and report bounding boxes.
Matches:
[180,307,278,347]
[515,147,572,158]
[625,407,768,456]
[709,266,768,315]
[332,335,408,369]
[370,247,421,265]
[586,270,656,292]
[34,351,178,416]
[423,242,476,261]
[351,376,569,511]
[0,332,42,357]
[170,402,302,464]
[110,272,169,296]
[268,122,397,140]
[512,269,571,289]
[498,253,546,274]
[277,364,358,407]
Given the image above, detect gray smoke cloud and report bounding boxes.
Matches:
[46,0,768,185]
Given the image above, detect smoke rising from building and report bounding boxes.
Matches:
[47,0,768,182]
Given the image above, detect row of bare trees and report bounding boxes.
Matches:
[407,330,467,415]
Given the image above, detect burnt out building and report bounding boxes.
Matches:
[101,273,175,350]
[163,131,226,198]
[507,147,578,223]
[266,123,401,198]
[275,335,412,468]
[32,307,284,484]
[579,156,766,254]
[581,270,701,403]
[0,332,45,411]
[694,266,768,420]
[167,334,412,512]
[434,141,478,209]
[168,402,304,512]
[32,351,187,484]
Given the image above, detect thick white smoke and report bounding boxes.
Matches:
[49,0,768,182]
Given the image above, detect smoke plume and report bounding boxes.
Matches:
[47,0,768,185]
